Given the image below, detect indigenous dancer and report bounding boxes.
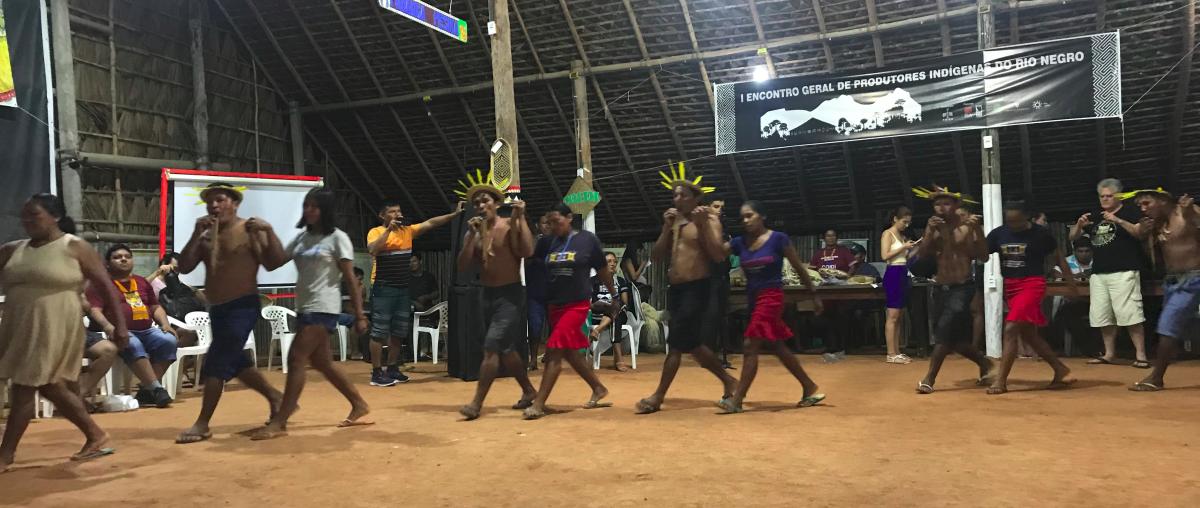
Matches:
[525,213,552,371]
[454,173,538,420]
[911,186,996,394]
[635,163,738,414]
[0,194,128,471]
[880,206,916,364]
[523,203,615,420]
[717,201,825,413]
[250,188,372,440]
[985,201,1080,394]
[1130,189,1200,392]
[175,182,284,444]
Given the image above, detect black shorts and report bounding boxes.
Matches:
[932,283,975,345]
[667,277,718,353]
[483,283,526,354]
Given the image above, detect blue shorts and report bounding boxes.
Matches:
[299,312,340,333]
[1156,272,1200,339]
[369,285,411,342]
[528,299,546,340]
[84,328,178,364]
[202,294,260,381]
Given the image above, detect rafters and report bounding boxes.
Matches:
[621,0,687,161]
[864,0,913,209]
[1166,0,1195,189]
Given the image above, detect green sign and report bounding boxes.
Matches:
[564,177,601,216]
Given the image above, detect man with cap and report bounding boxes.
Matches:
[175,182,284,444]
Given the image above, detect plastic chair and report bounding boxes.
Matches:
[412,302,447,364]
[623,284,646,370]
[167,312,213,398]
[161,316,195,399]
[262,306,297,373]
[335,325,349,362]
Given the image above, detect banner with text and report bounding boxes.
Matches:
[714,32,1121,154]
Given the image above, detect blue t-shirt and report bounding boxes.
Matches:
[986,224,1057,279]
[731,231,790,293]
[533,230,606,305]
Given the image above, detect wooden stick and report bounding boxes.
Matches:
[210,215,220,272]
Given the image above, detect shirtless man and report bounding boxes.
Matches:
[457,189,538,420]
[635,183,738,414]
[1130,191,1200,391]
[175,182,283,444]
[914,190,995,394]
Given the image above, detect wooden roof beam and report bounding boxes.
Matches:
[281,0,423,215]
[621,0,688,161]
[302,0,1086,114]
[1166,0,1195,189]
[679,0,749,203]
[559,0,660,222]
[328,0,452,210]
[865,0,913,209]
[424,29,490,152]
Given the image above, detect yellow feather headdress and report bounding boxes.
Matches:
[912,185,978,204]
[1119,187,1173,201]
[454,168,506,203]
[659,161,716,195]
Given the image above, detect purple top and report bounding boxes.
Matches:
[731,230,790,293]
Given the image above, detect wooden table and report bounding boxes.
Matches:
[1044,280,1164,298]
[729,284,889,311]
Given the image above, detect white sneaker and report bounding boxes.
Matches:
[886,354,912,364]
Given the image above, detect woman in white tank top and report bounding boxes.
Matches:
[880,206,917,364]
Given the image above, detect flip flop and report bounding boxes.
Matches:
[798,393,826,407]
[522,406,546,420]
[916,382,934,394]
[1129,381,1162,392]
[1046,378,1076,390]
[458,405,481,421]
[1087,357,1113,365]
[175,431,212,444]
[512,397,535,410]
[717,398,744,414]
[635,398,661,415]
[249,428,288,441]
[337,419,375,428]
[582,400,613,409]
[1132,360,1151,369]
[71,447,115,461]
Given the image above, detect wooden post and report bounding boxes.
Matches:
[50,0,82,219]
[572,60,595,233]
[491,0,519,194]
[189,1,209,169]
[979,0,1003,358]
[290,101,305,176]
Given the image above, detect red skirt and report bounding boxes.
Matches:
[743,288,794,341]
[547,301,590,350]
[1004,276,1047,326]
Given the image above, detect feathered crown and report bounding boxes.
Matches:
[1119,187,1173,201]
[912,185,978,204]
[659,161,715,195]
[454,168,506,202]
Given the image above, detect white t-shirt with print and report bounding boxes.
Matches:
[287,228,354,314]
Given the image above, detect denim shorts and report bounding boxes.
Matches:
[85,328,178,365]
[298,312,341,333]
[369,285,411,342]
[201,294,259,381]
[1157,272,1200,339]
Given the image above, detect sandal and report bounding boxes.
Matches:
[522,406,547,420]
[798,394,826,407]
[1129,381,1162,392]
[916,382,934,394]
[717,398,744,414]
[1132,360,1151,369]
[1087,357,1113,365]
[886,354,912,364]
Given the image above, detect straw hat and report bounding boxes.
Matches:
[659,161,715,195]
[199,182,244,203]
[454,168,506,203]
[1120,187,1174,201]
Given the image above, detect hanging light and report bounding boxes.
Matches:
[752,64,770,82]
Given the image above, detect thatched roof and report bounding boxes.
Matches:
[215,0,1198,245]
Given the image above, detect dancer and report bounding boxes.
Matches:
[910,186,996,394]
[249,188,373,440]
[880,206,916,364]
[523,203,615,420]
[635,163,738,414]
[985,201,1080,394]
[454,175,538,420]
[525,213,551,370]
[366,200,462,386]
[0,194,128,472]
[718,201,825,413]
[1130,190,1200,391]
[175,182,284,444]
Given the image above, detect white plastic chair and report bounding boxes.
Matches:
[161,316,195,399]
[168,312,213,398]
[412,302,447,364]
[336,325,349,362]
[262,306,296,373]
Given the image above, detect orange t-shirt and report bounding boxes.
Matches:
[367,223,423,286]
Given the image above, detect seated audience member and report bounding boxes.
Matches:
[152,251,204,349]
[811,229,855,275]
[1049,238,1097,354]
[79,294,118,399]
[409,253,440,361]
[590,252,632,371]
[847,243,881,279]
[1055,238,1094,280]
[85,244,178,408]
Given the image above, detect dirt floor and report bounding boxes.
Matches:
[2,353,1199,507]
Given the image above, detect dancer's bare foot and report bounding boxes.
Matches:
[458,404,482,421]
[722,379,737,401]
[175,423,212,444]
[977,360,998,386]
[1047,367,1076,390]
[987,384,1008,395]
[522,405,547,420]
[72,433,114,461]
[584,386,612,408]
[249,423,288,441]
[0,452,13,474]
[635,395,663,414]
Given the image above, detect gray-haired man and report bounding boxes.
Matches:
[1069,178,1151,368]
